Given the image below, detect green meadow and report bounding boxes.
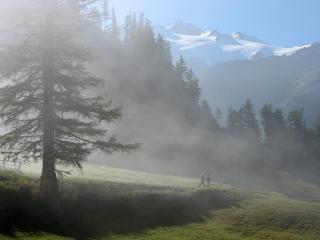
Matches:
[0,163,319,240]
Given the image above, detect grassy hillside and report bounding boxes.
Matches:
[109,196,320,240]
[20,162,236,191]
[1,163,320,240]
[20,162,320,201]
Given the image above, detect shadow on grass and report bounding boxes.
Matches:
[0,173,239,239]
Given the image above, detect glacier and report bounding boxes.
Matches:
[154,21,312,66]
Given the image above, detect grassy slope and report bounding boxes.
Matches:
[1,163,320,240]
[20,163,206,188]
[108,193,320,240]
[20,163,320,200]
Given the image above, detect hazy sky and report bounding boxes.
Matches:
[110,0,320,46]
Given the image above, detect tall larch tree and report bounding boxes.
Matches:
[0,0,137,210]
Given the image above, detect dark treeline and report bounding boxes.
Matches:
[93,7,320,190]
[226,101,320,186]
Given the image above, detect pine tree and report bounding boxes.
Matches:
[315,115,320,138]
[238,99,260,141]
[286,109,308,165]
[288,109,304,131]
[311,115,320,165]
[274,108,286,129]
[260,104,286,146]
[110,7,119,39]
[138,13,145,26]
[124,13,132,43]
[227,107,239,137]
[260,104,274,141]
[102,0,110,32]
[215,107,223,123]
[156,35,172,65]
[175,56,188,80]
[201,100,212,116]
[124,13,156,57]
[132,13,137,31]
[0,0,138,210]
[185,69,201,105]
[201,100,219,130]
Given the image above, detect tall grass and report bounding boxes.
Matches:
[0,171,239,239]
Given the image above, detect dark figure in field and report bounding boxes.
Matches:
[206,174,212,187]
[199,172,206,187]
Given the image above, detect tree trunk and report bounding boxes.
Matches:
[40,151,60,212]
[40,63,60,212]
[39,3,61,212]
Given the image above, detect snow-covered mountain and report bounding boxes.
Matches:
[155,21,320,124]
[154,21,311,67]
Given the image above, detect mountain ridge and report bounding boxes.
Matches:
[202,43,320,124]
[154,21,312,66]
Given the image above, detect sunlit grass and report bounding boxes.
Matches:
[20,162,232,190]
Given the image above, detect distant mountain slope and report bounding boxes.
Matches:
[202,43,320,124]
[154,21,311,67]
[154,21,320,124]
